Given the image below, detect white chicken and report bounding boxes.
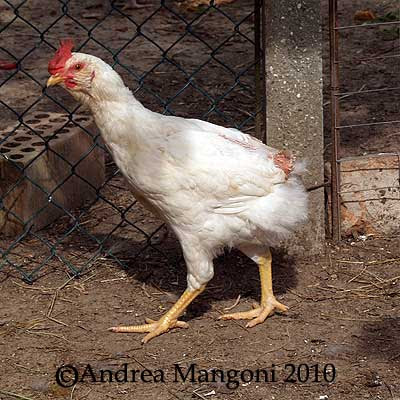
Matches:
[47,40,308,343]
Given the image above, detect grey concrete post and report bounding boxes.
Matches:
[264,0,325,253]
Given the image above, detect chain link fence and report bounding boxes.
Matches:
[0,0,265,282]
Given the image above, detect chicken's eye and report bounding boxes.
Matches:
[74,63,83,71]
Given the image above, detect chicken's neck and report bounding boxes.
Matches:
[77,82,159,148]
[74,79,163,188]
[77,82,143,115]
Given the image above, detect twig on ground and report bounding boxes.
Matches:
[223,294,241,311]
[142,282,152,298]
[70,383,77,400]
[192,388,208,400]
[348,266,368,283]
[0,389,35,400]
[26,330,71,343]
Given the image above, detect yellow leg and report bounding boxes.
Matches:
[109,285,205,343]
[219,249,288,327]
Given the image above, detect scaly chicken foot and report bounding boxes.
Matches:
[219,297,288,328]
[109,285,205,343]
[109,318,189,343]
[218,248,288,327]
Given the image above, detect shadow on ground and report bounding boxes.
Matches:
[357,317,400,363]
[92,233,299,321]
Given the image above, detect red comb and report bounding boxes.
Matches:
[48,39,74,75]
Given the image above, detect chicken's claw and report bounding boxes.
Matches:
[109,317,189,343]
[218,296,288,328]
[109,286,205,343]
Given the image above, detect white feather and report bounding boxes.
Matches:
[63,53,308,290]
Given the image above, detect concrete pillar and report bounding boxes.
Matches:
[264,0,325,254]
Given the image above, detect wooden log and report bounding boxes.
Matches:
[0,112,105,237]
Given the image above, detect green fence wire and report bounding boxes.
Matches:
[0,0,265,283]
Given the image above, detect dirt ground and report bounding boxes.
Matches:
[1,238,400,399]
[1,0,400,399]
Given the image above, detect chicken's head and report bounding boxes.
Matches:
[47,39,92,91]
[47,39,124,102]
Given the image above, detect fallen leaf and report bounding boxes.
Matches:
[354,10,376,22]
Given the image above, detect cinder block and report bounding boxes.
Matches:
[335,154,400,237]
[0,111,105,237]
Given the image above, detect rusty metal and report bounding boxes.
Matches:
[335,20,400,30]
[328,0,400,240]
[336,86,400,97]
[329,0,341,240]
[337,120,400,130]
[338,154,400,236]
[354,54,400,62]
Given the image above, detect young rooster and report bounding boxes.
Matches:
[47,40,308,343]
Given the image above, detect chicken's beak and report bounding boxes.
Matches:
[46,74,64,87]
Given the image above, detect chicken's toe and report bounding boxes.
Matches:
[218,297,288,326]
[219,307,260,321]
[109,317,189,342]
[245,305,274,328]
[141,319,188,344]
[109,286,205,342]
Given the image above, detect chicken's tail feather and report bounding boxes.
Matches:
[291,159,307,176]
